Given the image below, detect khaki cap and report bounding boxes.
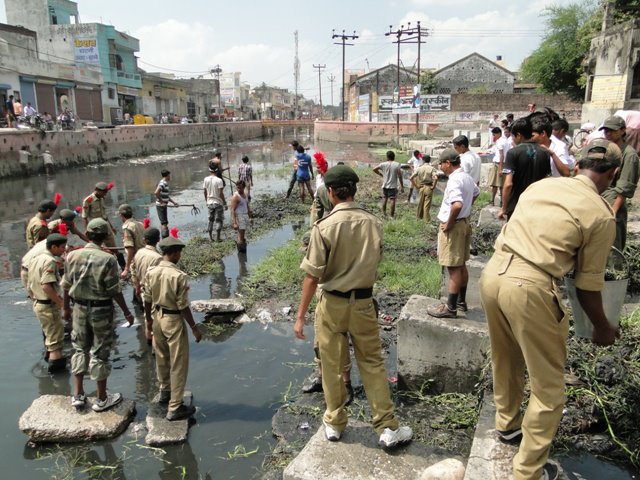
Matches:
[59,208,75,220]
[118,204,133,216]
[46,233,68,247]
[599,115,626,131]
[323,165,359,187]
[582,139,622,165]
[86,218,109,234]
[95,182,108,191]
[158,236,185,252]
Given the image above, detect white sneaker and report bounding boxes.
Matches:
[379,425,413,448]
[323,421,341,441]
[92,392,123,412]
[71,393,86,408]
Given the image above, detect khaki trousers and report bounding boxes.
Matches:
[479,251,568,480]
[316,292,398,434]
[153,312,189,411]
[416,185,434,221]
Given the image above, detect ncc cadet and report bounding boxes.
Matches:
[294,165,412,449]
[599,115,640,251]
[21,238,48,291]
[479,139,622,480]
[48,209,90,243]
[143,236,202,421]
[118,204,144,280]
[62,218,134,412]
[82,182,118,246]
[131,227,162,301]
[26,200,57,248]
[28,233,68,373]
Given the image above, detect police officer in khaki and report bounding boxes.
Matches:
[26,200,57,248]
[479,139,622,480]
[62,218,134,412]
[28,233,68,373]
[599,115,640,251]
[82,182,118,249]
[143,236,202,421]
[131,227,162,301]
[118,204,145,280]
[294,165,412,448]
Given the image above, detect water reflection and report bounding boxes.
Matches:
[159,443,209,480]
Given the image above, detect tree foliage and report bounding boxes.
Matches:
[420,70,438,95]
[520,2,602,100]
[610,0,640,23]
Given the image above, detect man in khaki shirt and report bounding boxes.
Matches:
[409,155,438,221]
[26,200,57,248]
[118,204,145,280]
[479,139,622,480]
[82,182,118,249]
[28,233,67,373]
[132,228,162,300]
[294,165,412,449]
[144,236,202,421]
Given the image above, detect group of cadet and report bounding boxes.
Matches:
[22,177,201,421]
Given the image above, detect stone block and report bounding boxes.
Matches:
[283,420,459,480]
[477,205,506,231]
[190,298,245,314]
[397,295,489,393]
[145,391,193,446]
[420,458,466,480]
[19,395,136,443]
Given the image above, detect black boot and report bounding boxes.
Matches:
[48,358,67,374]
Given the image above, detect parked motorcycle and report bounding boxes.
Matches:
[58,111,75,130]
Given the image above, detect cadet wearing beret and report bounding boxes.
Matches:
[27,233,68,373]
[81,182,118,249]
[599,115,640,251]
[294,164,413,449]
[118,204,145,281]
[479,139,622,480]
[49,209,90,243]
[62,218,134,412]
[26,200,57,248]
[143,236,202,421]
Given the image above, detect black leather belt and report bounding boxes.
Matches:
[35,299,52,304]
[156,305,181,315]
[72,298,112,307]
[326,288,373,299]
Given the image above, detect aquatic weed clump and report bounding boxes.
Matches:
[556,316,640,467]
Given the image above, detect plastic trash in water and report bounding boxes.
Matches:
[256,308,272,326]
[299,422,310,430]
[282,306,292,315]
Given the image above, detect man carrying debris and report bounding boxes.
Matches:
[479,139,622,480]
[294,165,412,449]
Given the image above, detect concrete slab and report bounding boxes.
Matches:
[282,420,461,480]
[397,295,489,393]
[190,298,245,314]
[145,391,194,446]
[464,394,569,480]
[19,394,136,443]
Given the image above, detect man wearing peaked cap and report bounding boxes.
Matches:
[479,138,622,480]
[144,231,201,421]
[82,182,119,253]
[26,200,58,248]
[132,228,162,303]
[49,208,89,243]
[599,114,640,251]
[294,162,413,449]
[118,204,144,284]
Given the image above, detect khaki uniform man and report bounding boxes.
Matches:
[82,182,118,248]
[62,218,134,412]
[118,204,145,280]
[599,115,640,251]
[410,157,438,221]
[26,200,57,248]
[28,233,68,373]
[48,209,90,243]
[131,228,162,300]
[21,239,48,291]
[479,139,622,480]
[294,165,412,449]
[143,236,202,421]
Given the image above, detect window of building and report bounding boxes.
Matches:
[631,61,640,99]
[108,88,115,99]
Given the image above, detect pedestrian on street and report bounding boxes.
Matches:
[62,218,135,412]
[294,165,412,449]
[203,164,226,242]
[118,204,145,281]
[599,115,640,251]
[479,139,622,480]
[26,200,57,248]
[155,170,179,239]
[427,148,479,318]
[409,154,438,222]
[373,151,404,217]
[28,233,68,373]
[143,236,202,421]
[230,180,252,253]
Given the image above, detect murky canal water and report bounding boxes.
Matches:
[0,135,636,479]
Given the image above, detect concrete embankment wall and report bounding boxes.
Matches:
[0,122,266,178]
[314,121,435,144]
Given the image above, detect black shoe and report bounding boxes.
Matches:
[541,462,559,480]
[497,427,523,445]
[157,390,170,404]
[47,358,67,374]
[302,376,323,393]
[166,404,196,421]
[457,301,468,312]
[345,382,354,406]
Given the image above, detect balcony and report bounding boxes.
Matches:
[117,71,141,81]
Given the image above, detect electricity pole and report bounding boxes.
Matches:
[294,31,300,120]
[313,64,326,118]
[332,29,358,121]
[327,73,336,119]
[385,22,427,142]
[211,64,222,109]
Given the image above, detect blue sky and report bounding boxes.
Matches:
[0,0,560,104]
